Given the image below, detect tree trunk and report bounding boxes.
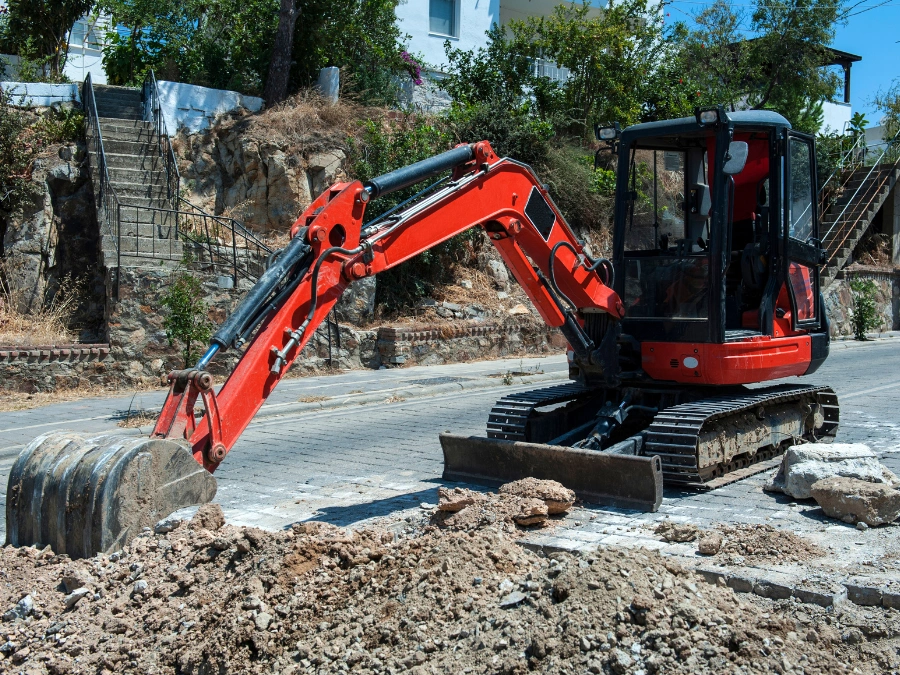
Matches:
[264,0,301,107]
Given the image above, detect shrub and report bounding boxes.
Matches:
[161,272,213,367]
[849,278,879,341]
[0,89,38,213]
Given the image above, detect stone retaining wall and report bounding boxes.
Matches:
[824,267,900,336]
[1,265,562,392]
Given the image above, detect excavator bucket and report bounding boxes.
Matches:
[440,433,663,512]
[6,431,217,559]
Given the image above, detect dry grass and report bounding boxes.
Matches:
[298,394,331,403]
[117,409,159,428]
[0,261,84,346]
[853,233,894,269]
[0,381,167,413]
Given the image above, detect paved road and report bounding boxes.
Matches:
[1,340,898,553]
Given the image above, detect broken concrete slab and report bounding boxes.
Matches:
[809,476,900,526]
[766,443,899,499]
[792,585,848,608]
[845,582,884,607]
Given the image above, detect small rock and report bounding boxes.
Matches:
[580,636,592,652]
[698,532,723,555]
[191,503,226,531]
[487,260,509,288]
[810,476,900,526]
[2,595,34,622]
[512,497,549,526]
[459,280,473,289]
[132,580,149,596]
[255,611,273,631]
[499,591,526,608]
[607,647,633,674]
[856,521,869,531]
[508,303,531,316]
[441,301,462,312]
[497,291,509,300]
[64,588,90,609]
[154,517,180,534]
[437,487,485,512]
[655,521,698,542]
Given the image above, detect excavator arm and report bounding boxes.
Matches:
[7,141,651,560]
[154,141,625,471]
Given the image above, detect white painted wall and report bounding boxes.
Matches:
[822,100,852,134]
[156,80,264,135]
[0,81,81,107]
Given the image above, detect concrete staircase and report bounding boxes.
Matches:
[88,84,183,268]
[821,162,899,287]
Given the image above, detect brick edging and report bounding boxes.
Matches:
[377,322,549,342]
[0,343,111,363]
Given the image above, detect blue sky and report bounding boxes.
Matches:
[664,0,900,124]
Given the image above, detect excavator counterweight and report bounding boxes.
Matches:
[7,108,840,557]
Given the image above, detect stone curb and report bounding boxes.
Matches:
[253,370,568,420]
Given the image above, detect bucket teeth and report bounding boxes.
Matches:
[6,431,217,559]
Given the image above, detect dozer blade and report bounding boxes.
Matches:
[6,431,217,559]
[440,433,663,512]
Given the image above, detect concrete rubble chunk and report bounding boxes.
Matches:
[64,588,90,609]
[498,478,576,514]
[810,476,900,526]
[437,487,485,512]
[697,532,723,555]
[512,497,549,526]
[766,443,899,500]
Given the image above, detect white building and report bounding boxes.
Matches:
[396,0,605,73]
[0,3,109,84]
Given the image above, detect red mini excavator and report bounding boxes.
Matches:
[7,107,838,558]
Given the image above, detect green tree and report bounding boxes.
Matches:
[0,0,93,79]
[161,272,213,367]
[873,81,900,140]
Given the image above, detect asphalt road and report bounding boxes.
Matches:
[1,339,898,539]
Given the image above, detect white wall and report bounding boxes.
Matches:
[396,0,500,71]
[156,80,264,135]
[822,100,852,135]
[0,81,81,107]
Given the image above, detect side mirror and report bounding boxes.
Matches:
[722,141,749,175]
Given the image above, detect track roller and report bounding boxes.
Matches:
[6,431,217,559]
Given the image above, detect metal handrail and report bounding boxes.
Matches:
[83,73,123,276]
[142,70,180,206]
[822,129,900,265]
[176,198,274,284]
[818,131,867,211]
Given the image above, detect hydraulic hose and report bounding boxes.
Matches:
[209,233,312,352]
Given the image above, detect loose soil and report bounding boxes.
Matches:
[711,524,825,565]
[2,502,898,674]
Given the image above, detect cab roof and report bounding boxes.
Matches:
[621,110,791,143]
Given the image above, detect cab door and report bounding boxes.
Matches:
[783,131,823,331]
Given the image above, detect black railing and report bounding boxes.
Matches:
[177,198,273,285]
[84,72,272,291]
[142,70,179,205]
[83,73,123,274]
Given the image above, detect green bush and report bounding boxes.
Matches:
[850,279,879,341]
[161,272,213,366]
[35,106,85,143]
[0,89,39,213]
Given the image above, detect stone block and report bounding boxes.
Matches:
[810,476,900,526]
[767,443,899,499]
[882,591,900,610]
[793,585,847,607]
[753,579,792,600]
[726,575,755,593]
[845,582,883,607]
[694,568,727,586]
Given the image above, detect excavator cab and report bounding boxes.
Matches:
[593,108,830,387]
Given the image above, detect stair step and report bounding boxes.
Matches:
[96,117,152,129]
[104,180,171,195]
[99,165,168,182]
[102,235,184,256]
[102,152,166,170]
[100,139,158,155]
[115,221,179,238]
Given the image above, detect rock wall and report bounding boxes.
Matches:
[0,142,105,341]
[174,125,347,232]
[824,267,899,337]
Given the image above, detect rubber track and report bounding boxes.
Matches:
[644,384,839,486]
[486,382,596,441]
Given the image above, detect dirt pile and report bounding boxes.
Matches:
[0,504,897,674]
[434,480,576,530]
[710,524,825,564]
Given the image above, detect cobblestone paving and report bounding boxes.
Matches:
[1,340,899,599]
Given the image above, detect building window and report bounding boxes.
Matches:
[429,0,457,37]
